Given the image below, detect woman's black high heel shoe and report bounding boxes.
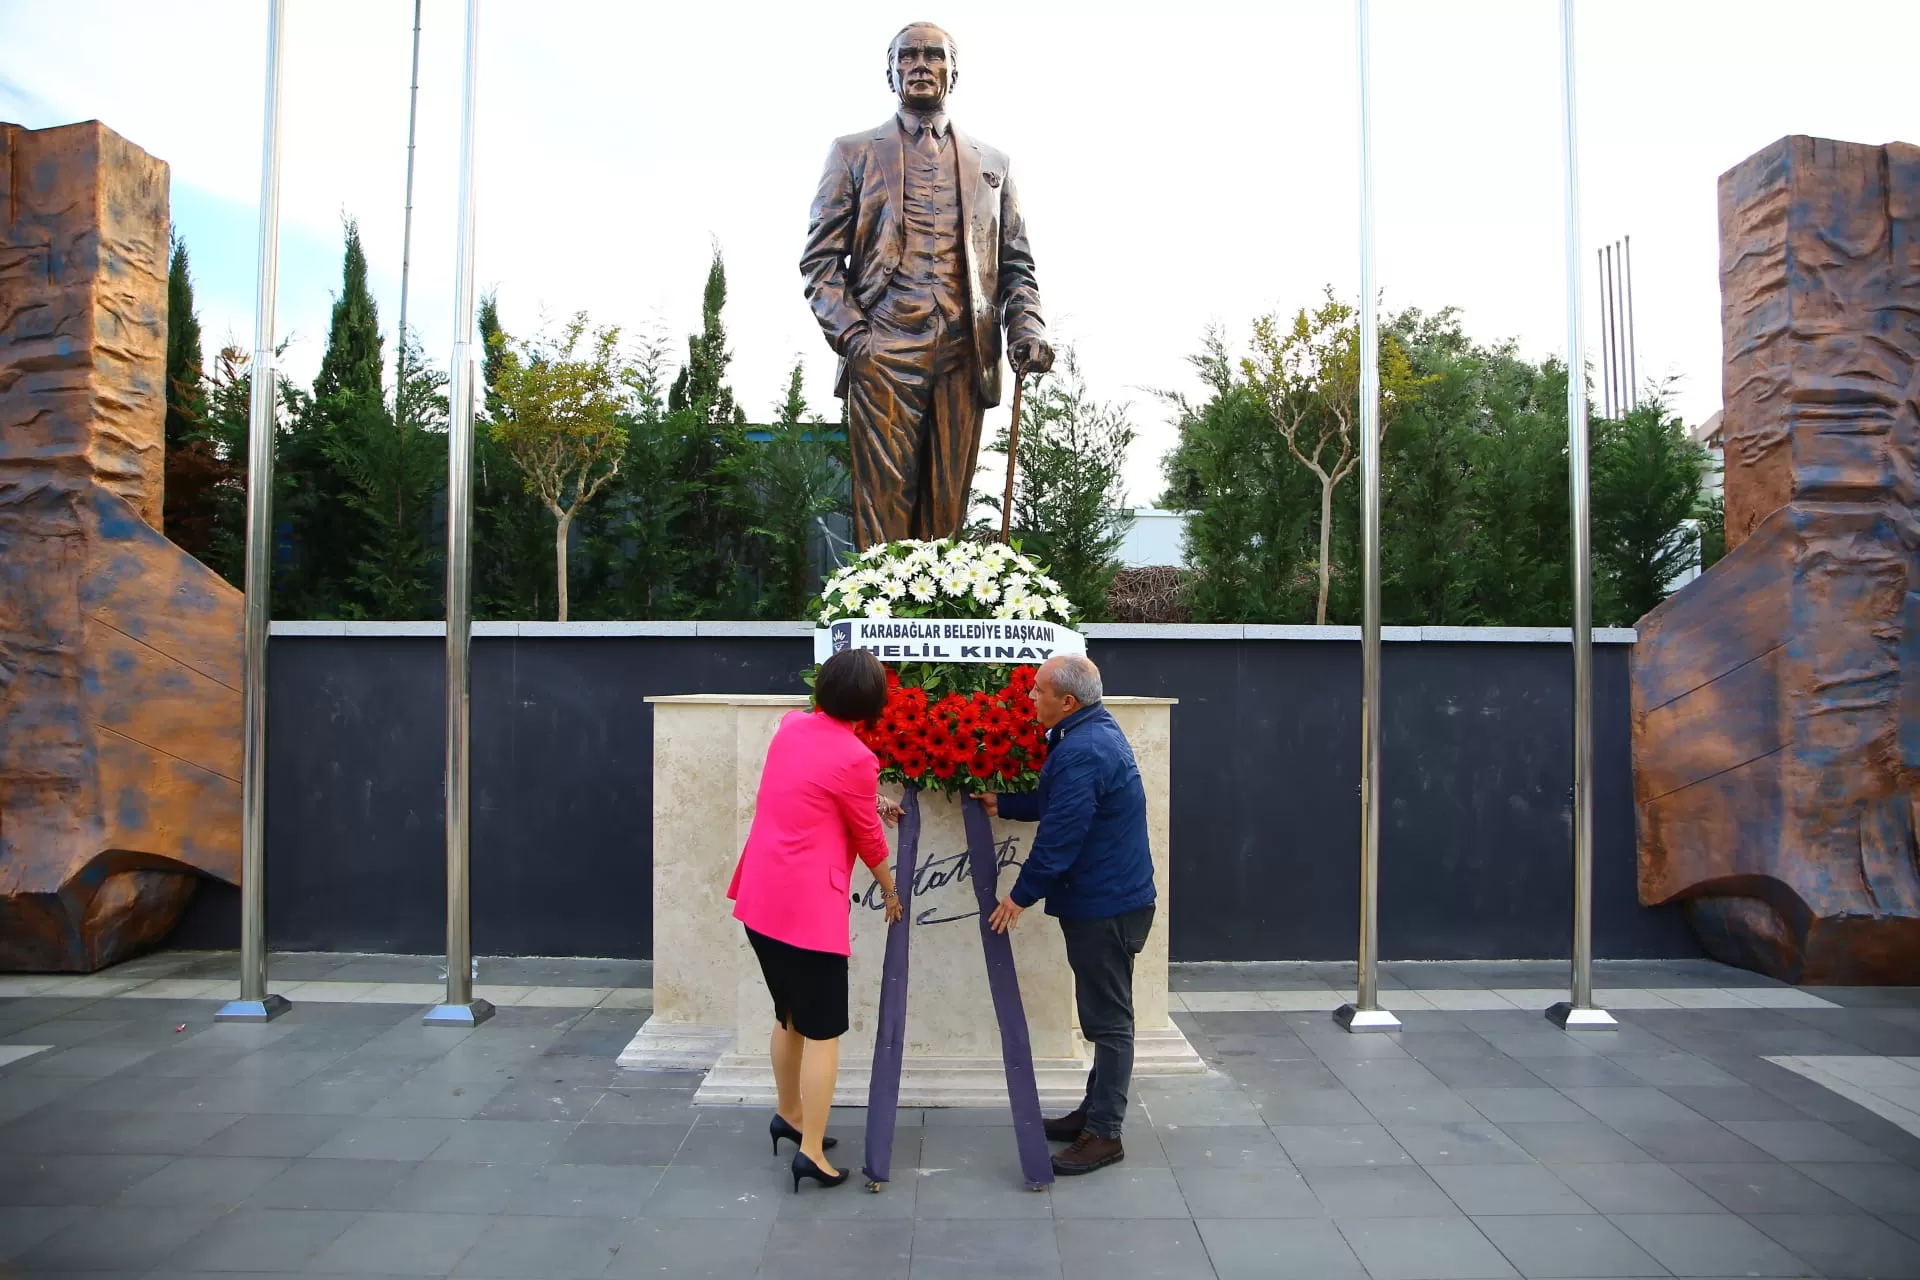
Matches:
[791,1150,850,1192]
[769,1114,836,1154]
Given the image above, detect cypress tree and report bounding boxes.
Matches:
[280,219,390,617]
[161,232,231,561]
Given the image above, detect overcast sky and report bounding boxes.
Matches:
[5,1,1915,504]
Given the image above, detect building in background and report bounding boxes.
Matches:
[1117,507,1190,568]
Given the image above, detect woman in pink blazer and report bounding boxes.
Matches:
[727,648,903,1191]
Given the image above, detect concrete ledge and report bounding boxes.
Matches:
[270,620,1639,643]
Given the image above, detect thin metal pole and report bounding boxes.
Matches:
[1336,0,1398,1035]
[1601,245,1616,418]
[1623,235,1638,411]
[427,0,492,1028]
[217,0,291,1025]
[1594,249,1608,419]
[1608,243,1625,417]
[1549,0,1614,1031]
[395,0,423,423]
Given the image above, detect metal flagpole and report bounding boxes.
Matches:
[1335,0,1398,1035]
[1623,234,1638,411]
[1549,0,1615,1032]
[427,0,493,1028]
[395,0,423,425]
[217,0,292,1025]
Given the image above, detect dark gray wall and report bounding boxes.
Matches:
[172,633,1698,962]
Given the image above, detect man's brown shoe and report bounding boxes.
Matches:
[1043,1108,1087,1143]
[1051,1130,1124,1176]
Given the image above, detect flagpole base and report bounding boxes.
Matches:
[1545,1001,1617,1029]
[1333,1003,1401,1033]
[215,994,291,1024]
[424,998,495,1028]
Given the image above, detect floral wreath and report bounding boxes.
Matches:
[809,538,1078,796]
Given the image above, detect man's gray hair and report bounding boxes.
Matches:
[1046,654,1103,707]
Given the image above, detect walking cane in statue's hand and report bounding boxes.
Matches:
[998,358,1029,545]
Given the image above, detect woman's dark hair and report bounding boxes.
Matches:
[815,648,888,724]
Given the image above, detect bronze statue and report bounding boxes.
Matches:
[801,22,1053,549]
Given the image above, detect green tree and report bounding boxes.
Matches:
[723,362,848,620]
[1698,493,1726,571]
[1244,288,1425,624]
[471,294,553,619]
[279,218,389,617]
[160,233,229,562]
[661,247,752,614]
[1591,395,1706,623]
[488,315,629,621]
[979,349,1133,620]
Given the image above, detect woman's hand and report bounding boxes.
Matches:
[877,796,904,827]
[882,888,904,924]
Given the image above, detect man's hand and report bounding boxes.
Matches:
[988,895,1024,933]
[1011,337,1054,377]
[977,792,999,819]
[841,323,874,363]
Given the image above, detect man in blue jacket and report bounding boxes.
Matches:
[985,654,1155,1176]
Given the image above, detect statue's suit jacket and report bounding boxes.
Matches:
[801,116,1046,409]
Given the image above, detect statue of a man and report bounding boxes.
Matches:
[801,22,1053,549]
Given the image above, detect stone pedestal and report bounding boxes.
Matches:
[619,695,1205,1106]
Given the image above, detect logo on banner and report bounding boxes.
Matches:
[814,618,1087,665]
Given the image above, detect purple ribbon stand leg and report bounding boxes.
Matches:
[962,793,1054,1189]
[861,785,919,1188]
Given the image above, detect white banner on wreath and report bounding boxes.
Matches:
[814,618,1088,665]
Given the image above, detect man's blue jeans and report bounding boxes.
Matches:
[1059,904,1156,1140]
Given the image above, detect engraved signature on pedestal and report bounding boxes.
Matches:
[854,836,1024,925]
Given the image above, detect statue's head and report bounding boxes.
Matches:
[887,22,957,110]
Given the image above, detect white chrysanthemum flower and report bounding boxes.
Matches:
[946,541,978,564]
[860,544,889,563]
[865,597,893,618]
[973,580,1001,605]
[1049,594,1074,617]
[881,576,907,600]
[1037,574,1061,593]
[838,588,864,613]
[1020,597,1045,620]
[993,601,1017,620]
[909,575,936,602]
[818,609,834,625]
[938,570,969,597]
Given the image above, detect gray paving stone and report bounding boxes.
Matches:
[908,1217,1063,1280]
[1355,1085,1492,1124]
[1748,1211,1920,1278]
[247,1156,415,1210]
[472,1079,606,1123]
[1156,1122,1292,1169]
[1272,1122,1412,1166]
[367,1074,510,1119]
[1055,1218,1215,1280]
[1050,1166,1191,1219]
[1198,1216,1367,1278]
[1603,1116,1776,1164]
[1515,1057,1648,1089]
[161,1206,360,1271]
[555,1120,689,1166]
[388,1160,538,1214]
[1301,1164,1460,1217]
[1385,1121,1535,1165]
[1423,1056,1552,1089]
[308,1115,458,1160]
[307,1209,489,1275]
[1610,1212,1814,1276]
[16,1043,158,1077]
[0,1204,82,1261]
[913,1167,1055,1219]
[1427,1164,1593,1216]
[1605,1051,1745,1088]
[1793,1161,1920,1216]
[1172,1165,1321,1218]
[1543,1160,1724,1215]
[189,1111,350,1157]
[641,1162,784,1218]
[1476,1212,1671,1277]
[1658,1084,1814,1122]
[1136,1081,1265,1127]
[429,1118,575,1163]
[507,1162,654,1217]
[1335,1215,1519,1278]
[755,1218,915,1279]
[1497,1121,1653,1164]
[17,1203,225,1272]
[1722,1118,1899,1163]
[1455,1088,1588,1123]
[0,1153,173,1205]
[113,1153,292,1208]
[586,1086,701,1125]
[452,1212,629,1276]
[606,1214,775,1276]
[1241,1085,1376,1124]
[1672,1160,1864,1216]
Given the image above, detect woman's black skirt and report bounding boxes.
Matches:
[745,926,849,1041]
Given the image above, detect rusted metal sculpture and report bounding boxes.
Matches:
[800,21,1053,549]
[1632,136,1920,984]
[0,121,242,972]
